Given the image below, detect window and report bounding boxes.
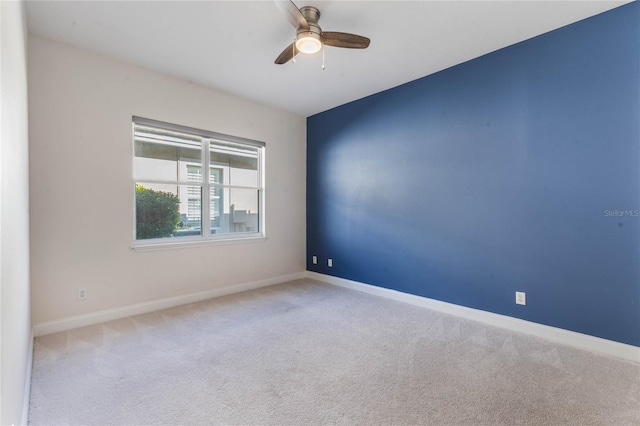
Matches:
[133,117,265,248]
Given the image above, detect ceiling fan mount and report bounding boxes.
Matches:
[298,6,320,24]
[274,0,370,65]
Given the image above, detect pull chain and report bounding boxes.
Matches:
[322,44,325,70]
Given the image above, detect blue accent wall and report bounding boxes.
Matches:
[307,3,640,347]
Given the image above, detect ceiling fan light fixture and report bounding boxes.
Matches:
[296,34,322,54]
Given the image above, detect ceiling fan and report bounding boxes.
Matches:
[274,0,370,65]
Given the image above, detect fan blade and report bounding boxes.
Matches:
[322,32,370,49]
[275,42,299,65]
[274,0,309,30]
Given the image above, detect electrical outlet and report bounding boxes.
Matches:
[328,258,333,267]
[78,288,87,301]
[515,291,526,306]
[312,256,317,265]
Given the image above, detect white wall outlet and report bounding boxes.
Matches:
[328,258,333,267]
[515,291,526,305]
[312,256,317,265]
[78,288,87,301]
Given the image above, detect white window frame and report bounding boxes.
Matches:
[132,116,266,251]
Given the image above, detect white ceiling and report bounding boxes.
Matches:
[26,0,630,117]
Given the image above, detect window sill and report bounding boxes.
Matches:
[132,234,266,252]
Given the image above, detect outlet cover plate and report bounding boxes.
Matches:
[516,291,526,305]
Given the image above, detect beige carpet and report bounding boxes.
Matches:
[29,279,640,425]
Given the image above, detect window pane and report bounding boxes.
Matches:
[135,183,202,239]
[214,188,260,235]
[134,140,201,182]
[210,141,259,187]
[210,186,222,229]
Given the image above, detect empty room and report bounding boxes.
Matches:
[1,0,639,424]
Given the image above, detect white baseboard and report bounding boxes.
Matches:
[33,272,306,337]
[31,270,639,364]
[307,272,640,364]
[21,329,34,426]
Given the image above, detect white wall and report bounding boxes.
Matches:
[29,36,306,325]
[1,1,32,424]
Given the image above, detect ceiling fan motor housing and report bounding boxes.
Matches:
[296,6,322,53]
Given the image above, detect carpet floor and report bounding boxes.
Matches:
[29,279,640,425]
